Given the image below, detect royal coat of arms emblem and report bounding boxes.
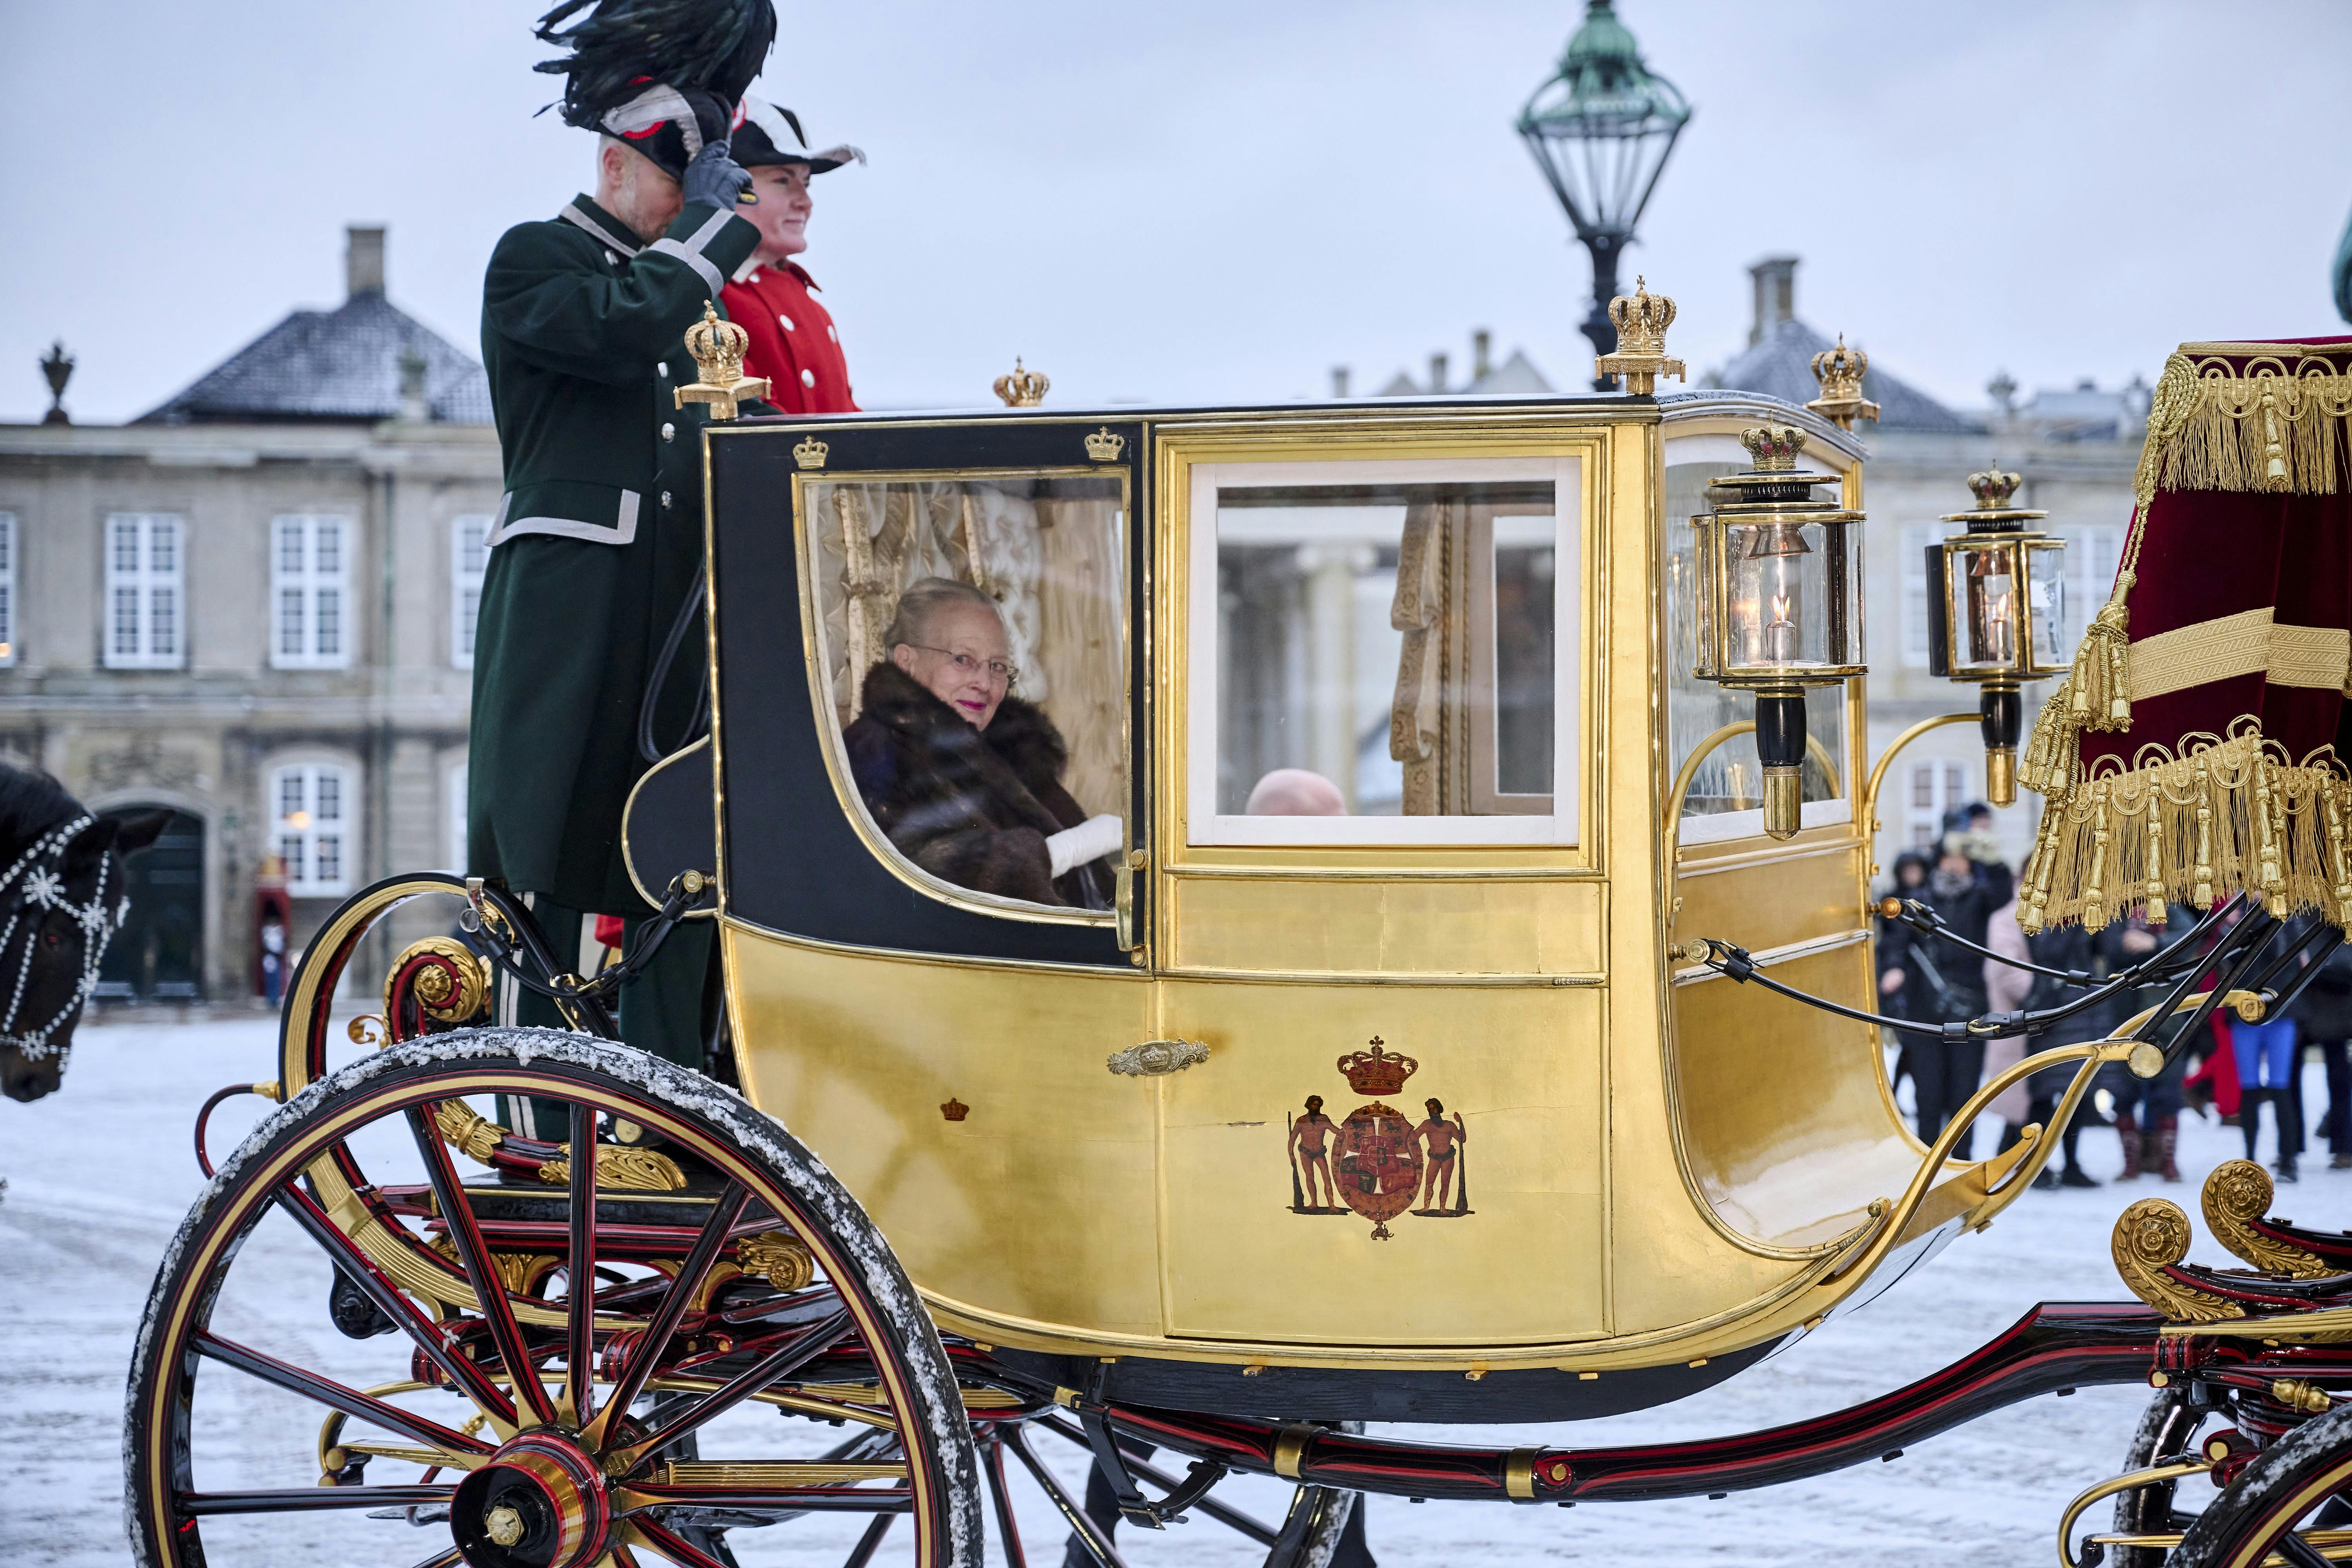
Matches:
[1287,1039,1471,1240]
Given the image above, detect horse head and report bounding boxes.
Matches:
[0,790,169,1103]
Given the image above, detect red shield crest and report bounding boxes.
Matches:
[1336,1100,1422,1239]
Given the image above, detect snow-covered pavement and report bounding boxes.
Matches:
[4,1016,2345,1566]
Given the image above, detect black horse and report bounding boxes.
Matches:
[0,764,167,1102]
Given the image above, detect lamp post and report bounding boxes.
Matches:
[1517,1,1690,390]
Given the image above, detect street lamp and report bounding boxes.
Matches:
[1517,1,1691,390]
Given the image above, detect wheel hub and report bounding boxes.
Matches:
[449,1430,612,1568]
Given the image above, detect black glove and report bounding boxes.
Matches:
[681,139,752,210]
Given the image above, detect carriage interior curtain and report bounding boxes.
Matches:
[2018,336,2352,933]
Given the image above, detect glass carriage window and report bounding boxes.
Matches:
[1661,456,1847,844]
[1189,457,1580,846]
[800,472,1127,913]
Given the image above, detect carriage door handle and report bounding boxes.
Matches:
[1107,1040,1209,1077]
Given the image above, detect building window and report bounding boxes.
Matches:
[271,763,354,896]
[446,760,468,872]
[271,515,352,669]
[1901,522,1960,670]
[104,513,185,669]
[452,514,490,668]
[0,511,16,666]
[1905,759,1970,852]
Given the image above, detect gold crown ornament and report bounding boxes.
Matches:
[993,358,1049,408]
[1593,277,1687,395]
[1806,334,1880,430]
[1739,424,1808,472]
[1083,426,1124,461]
[674,302,770,421]
[793,436,830,470]
[1336,1038,1418,1098]
[1965,465,2022,510]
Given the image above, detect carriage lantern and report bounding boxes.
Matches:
[1690,425,1866,840]
[1924,467,2066,807]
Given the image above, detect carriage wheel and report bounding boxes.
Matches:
[2169,1401,2352,1568]
[972,1409,1358,1568]
[125,1027,984,1567]
[2108,1386,2205,1568]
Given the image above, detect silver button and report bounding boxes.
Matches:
[604,249,619,266]
[779,313,795,332]
[657,361,669,378]
[661,491,673,508]
[800,368,816,387]
[661,423,675,442]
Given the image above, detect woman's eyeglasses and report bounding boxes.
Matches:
[907,645,1019,689]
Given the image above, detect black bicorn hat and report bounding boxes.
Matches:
[533,0,778,179]
[731,101,865,174]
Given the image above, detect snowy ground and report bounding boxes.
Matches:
[3,1016,2344,1567]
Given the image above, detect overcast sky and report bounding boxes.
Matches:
[4,1,2348,424]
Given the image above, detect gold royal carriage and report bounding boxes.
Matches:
[127,291,2352,1568]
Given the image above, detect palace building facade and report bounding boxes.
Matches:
[0,228,499,1000]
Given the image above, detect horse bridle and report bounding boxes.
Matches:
[0,815,126,1061]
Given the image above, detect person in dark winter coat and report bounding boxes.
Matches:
[1907,835,2015,1157]
[2102,903,2200,1182]
[843,579,1120,908]
[2294,944,2352,1170]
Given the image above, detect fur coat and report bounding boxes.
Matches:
[842,662,1111,909]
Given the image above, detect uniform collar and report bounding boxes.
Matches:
[558,195,644,257]
[731,256,821,290]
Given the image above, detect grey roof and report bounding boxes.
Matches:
[1374,345,1557,397]
[1710,318,1980,435]
[138,291,490,425]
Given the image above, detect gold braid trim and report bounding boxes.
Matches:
[2016,719,2352,933]
[2135,351,2352,512]
[2019,570,2135,797]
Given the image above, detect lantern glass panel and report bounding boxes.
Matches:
[1717,516,1857,677]
[2024,537,2068,673]
[1947,540,2023,673]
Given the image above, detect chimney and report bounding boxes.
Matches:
[1428,352,1449,394]
[347,225,386,298]
[1331,366,1352,399]
[397,346,430,421]
[1472,329,1493,383]
[1748,256,1798,347]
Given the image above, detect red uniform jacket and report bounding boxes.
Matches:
[720,261,857,414]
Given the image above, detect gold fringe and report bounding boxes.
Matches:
[2016,720,2352,934]
[2133,351,2352,514]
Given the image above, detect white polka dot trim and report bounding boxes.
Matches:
[827,325,838,341]
[779,314,796,331]
[800,369,816,387]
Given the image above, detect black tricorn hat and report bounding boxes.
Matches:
[534,0,777,178]
[733,101,865,174]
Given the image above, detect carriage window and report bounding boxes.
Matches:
[801,473,1127,914]
[1190,457,1579,846]
[1662,454,1849,844]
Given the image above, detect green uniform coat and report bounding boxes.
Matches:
[468,194,761,913]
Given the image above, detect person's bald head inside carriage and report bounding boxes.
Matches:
[843,579,1122,908]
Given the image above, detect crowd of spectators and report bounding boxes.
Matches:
[1875,805,2352,1188]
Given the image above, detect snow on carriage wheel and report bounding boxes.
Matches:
[125,1027,984,1568]
[2169,1401,2352,1568]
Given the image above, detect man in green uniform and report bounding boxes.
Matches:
[469,0,776,1090]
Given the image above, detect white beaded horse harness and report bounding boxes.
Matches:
[0,815,127,1061]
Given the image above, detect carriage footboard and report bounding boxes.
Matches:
[1066,1302,2172,1504]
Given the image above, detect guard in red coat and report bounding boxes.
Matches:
[721,101,862,413]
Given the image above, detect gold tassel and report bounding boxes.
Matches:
[2083,777,2114,930]
[2326,779,2352,927]
[2193,752,2216,910]
[2140,354,2352,504]
[2256,756,2284,914]
[2144,793,2167,925]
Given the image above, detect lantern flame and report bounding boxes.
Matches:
[1770,593,1791,623]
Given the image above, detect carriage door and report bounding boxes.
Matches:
[1149,443,1609,1348]
[706,416,1168,1344]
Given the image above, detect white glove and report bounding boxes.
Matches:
[1045,814,1123,880]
